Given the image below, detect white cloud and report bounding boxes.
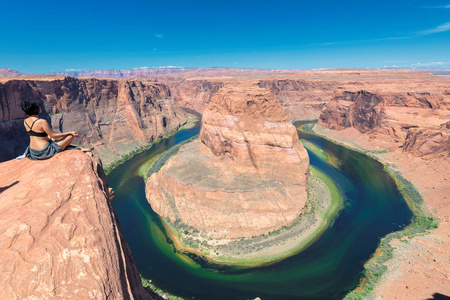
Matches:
[314,36,410,46]
[65,68,84,72]
[154,34,164,39]
[317,21,450,46]
[425,4,450,9]
[410,62,450,68]
[418,22,450,35]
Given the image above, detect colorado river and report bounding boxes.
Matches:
[108,121,412,300]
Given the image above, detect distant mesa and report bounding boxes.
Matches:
[0,68,24,77]
[48,67,292,79]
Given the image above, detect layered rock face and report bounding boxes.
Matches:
[166,77,340,119]
[0,77,190,165]
[319,89,450,157]
[258,79,340,121]
[167,79,224,112]
[146,83,309,238]
[0,150,154,299]
[199,83,308,184]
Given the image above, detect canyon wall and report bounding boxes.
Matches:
[258,79,341,121]
[319,89,450,157]
[167,79,224,112]
[0,77,190,165]
[166,77,341,120]
[146,83,309,239]
[161,75,367,122]
[0,150,156,299]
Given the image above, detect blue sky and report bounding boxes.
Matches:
[1,0,449,73]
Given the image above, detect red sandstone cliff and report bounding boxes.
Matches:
[0,77,191,165]
[165,77,341,120]
[258,79,341,120]
[0,150,156,299]
[146,83,309,239]
[319,89,450,157]
[167,79,224,112]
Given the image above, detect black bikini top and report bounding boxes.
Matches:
[25,119,48,137]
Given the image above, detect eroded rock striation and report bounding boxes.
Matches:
[0,77,191,165]
[167,79,224,113]
[319,89,450,157]
[258,79,340,121]
[0,150,155,299]
[146,83,309,239]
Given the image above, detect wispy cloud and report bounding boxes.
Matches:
[317,22,450,46]
[154,33,164,39]
[314,36,411,46]
[418,22,450,35]
[423,4,450,9]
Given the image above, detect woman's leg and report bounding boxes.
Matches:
[56,135,74,150]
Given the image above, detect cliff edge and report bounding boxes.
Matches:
[0,150,155,299]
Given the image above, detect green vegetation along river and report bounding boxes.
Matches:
[108,121,412,300]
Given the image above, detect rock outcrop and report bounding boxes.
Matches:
[401,123,450,157]
[0,150,154,299]
[146,83,309,239]
[319,89,450,157]
[199,83,308,184]
[0,77,191,165]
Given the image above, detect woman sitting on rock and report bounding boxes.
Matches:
[18,100,79,160]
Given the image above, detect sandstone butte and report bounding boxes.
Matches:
[146,82,309,239]
[0,76,191,166]
[0,150,158,299]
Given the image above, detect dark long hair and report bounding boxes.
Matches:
[21,100,41,116]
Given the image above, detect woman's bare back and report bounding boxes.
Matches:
[25,118,49,151]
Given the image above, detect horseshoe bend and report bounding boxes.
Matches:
[145,82,343,263]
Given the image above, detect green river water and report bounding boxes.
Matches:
[108,121,412,300]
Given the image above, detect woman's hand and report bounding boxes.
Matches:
[69,131,80,137]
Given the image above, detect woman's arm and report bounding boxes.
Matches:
[41,119,79,139]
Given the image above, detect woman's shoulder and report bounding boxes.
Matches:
[24,117,48,129]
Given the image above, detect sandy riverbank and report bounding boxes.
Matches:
[309,124,450,300]
[157,165,342,266]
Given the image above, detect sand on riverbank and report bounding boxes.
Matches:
[157,166,342,266]
[311,124,450,300]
